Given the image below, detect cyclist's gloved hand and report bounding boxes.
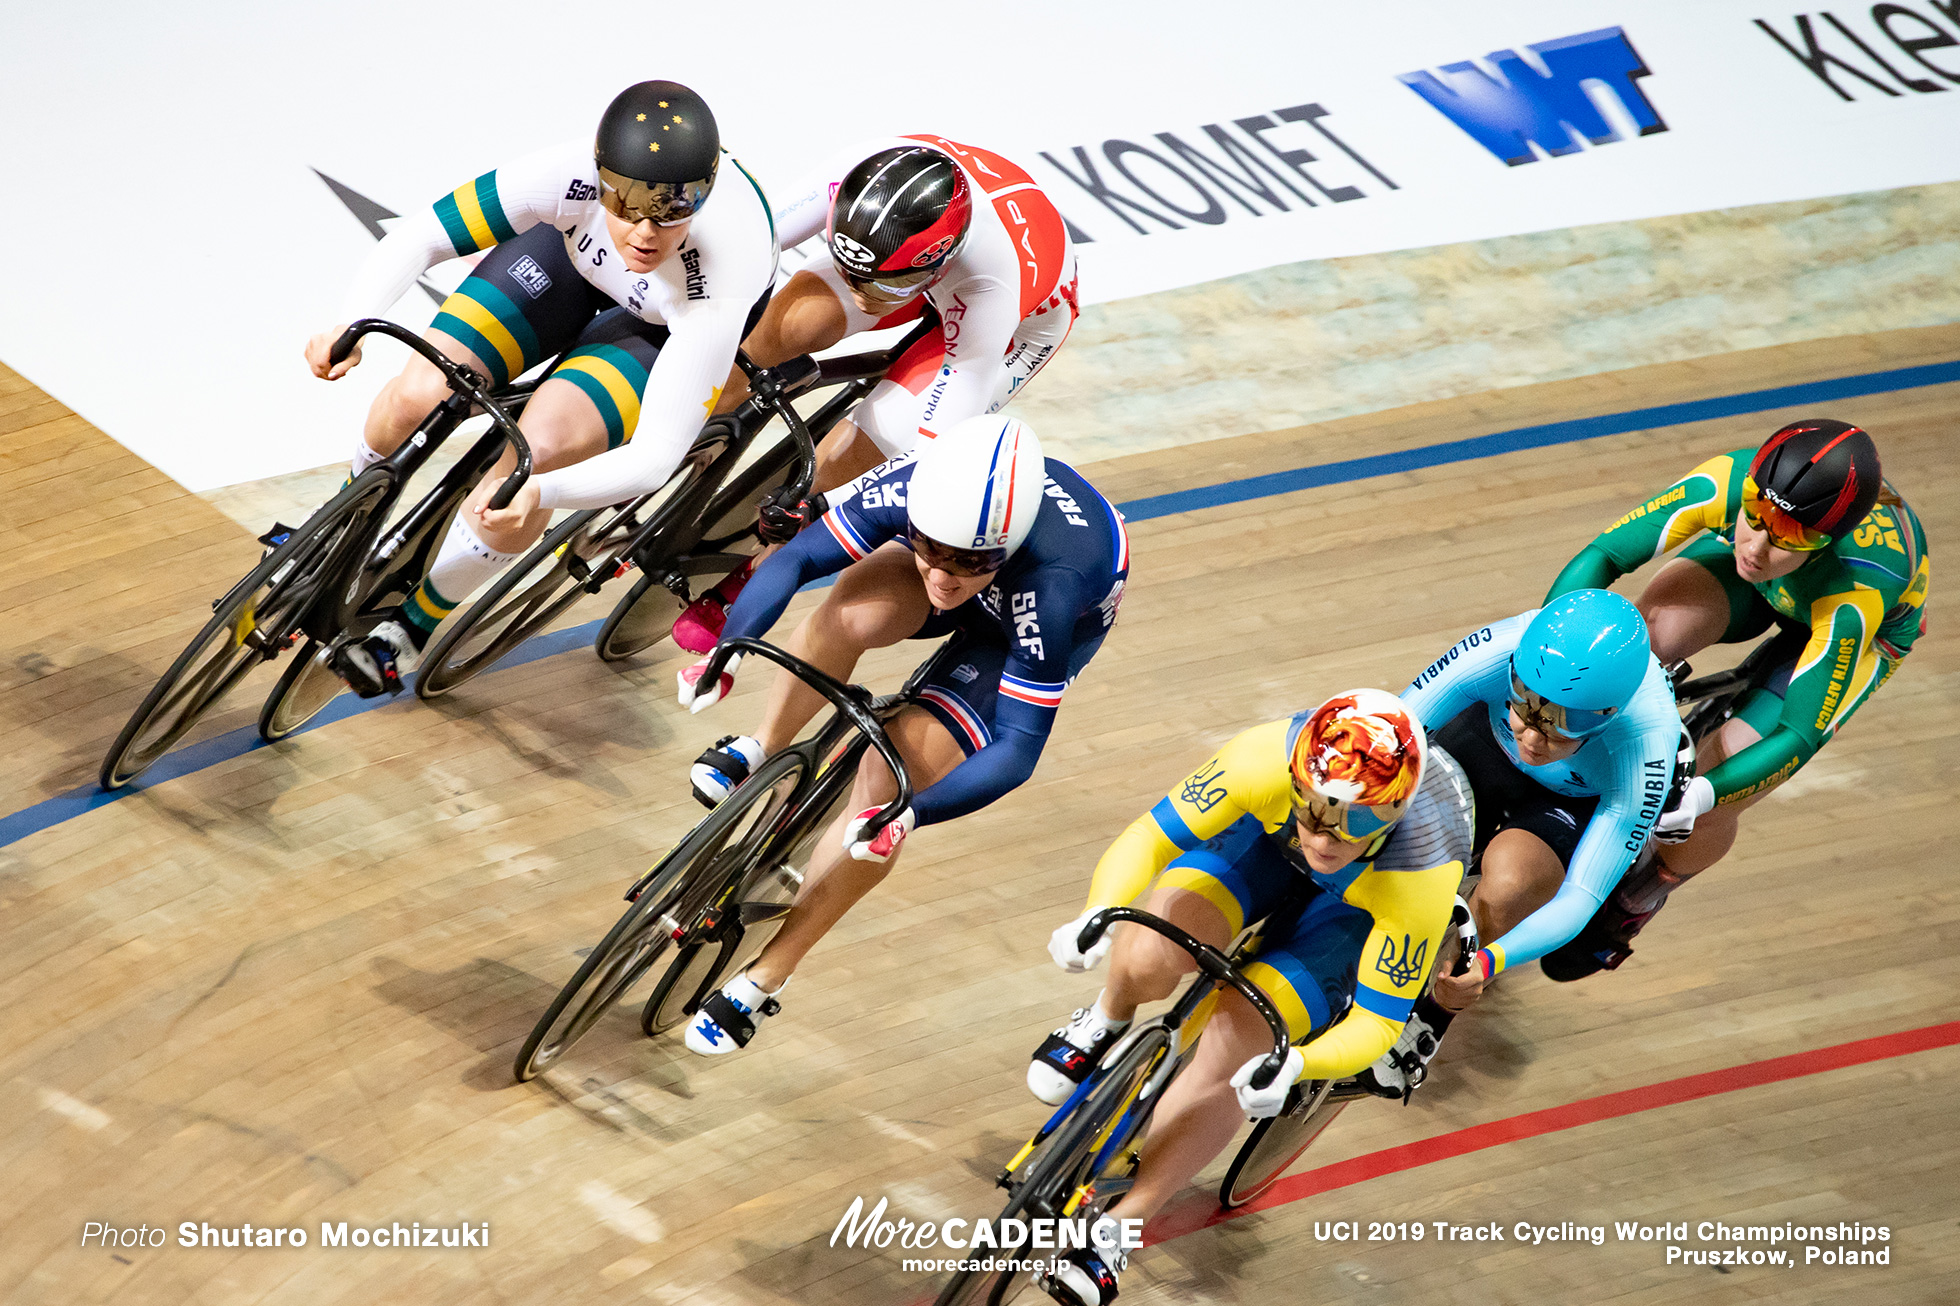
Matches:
[1048,908,1116,973]
[677,652,742,713]
[1654,774,1715,844]
[1231,1047,1304,1119]
[844,805,914,863]
[756,487,828,546]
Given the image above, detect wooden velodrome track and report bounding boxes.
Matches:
[2,325,1955,1305]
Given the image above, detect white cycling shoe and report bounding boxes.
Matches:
[1363,1008,1443,1099]
[1027,1003,1129,1105]
[684,971,785,1056]
[331,619,422,698]
[1036,1215,1128,1305]
[689,735,765,809]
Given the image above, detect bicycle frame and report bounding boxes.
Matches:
[605,316,941,603]
[297,321,544,641]
[996,908,1293,1200]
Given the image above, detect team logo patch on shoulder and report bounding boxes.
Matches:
[509,256,553,300]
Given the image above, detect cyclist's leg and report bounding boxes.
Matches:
[744,703,965,990]
[1030,818,1286,1103]
[1099,817,1273,1022]
[1125,889,1369,1225]
[749,543,935,753]
[359,331,498,471]
[1637,535,1778,664]
[356,225,593,470]
[811,289,942,491]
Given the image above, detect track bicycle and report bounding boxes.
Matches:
[933,907,1298,1306]
[416,315,940,697]
[98,319,539,789]
[512,631,963,1082]
[1216,898,1478,1207]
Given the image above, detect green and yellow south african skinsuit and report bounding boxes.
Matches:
[1079,714,1472,1080]
[1548,447,1929,804]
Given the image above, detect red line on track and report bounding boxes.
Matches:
[1144,1019,1960,1247]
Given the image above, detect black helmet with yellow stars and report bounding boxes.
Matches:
[594,80,719,226]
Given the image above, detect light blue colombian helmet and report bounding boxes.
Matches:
[1509,590,1650,739]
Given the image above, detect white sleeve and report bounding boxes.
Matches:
[529,302,748,511]
[337,141,582,322]
[774,178,831,252]
[770,138,915,254]
[339,211,460,323]
[913,274,1022,440]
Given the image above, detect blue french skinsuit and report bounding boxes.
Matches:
[719,453,1130,825]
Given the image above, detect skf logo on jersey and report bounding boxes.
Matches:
[1375,933,1428,988]
[831,232,875,269]
[1399,27,1667,166]
[910,234,957,268]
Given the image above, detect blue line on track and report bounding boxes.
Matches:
[4,355,1955,852]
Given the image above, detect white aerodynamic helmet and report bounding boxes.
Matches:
[905,415,1046,574]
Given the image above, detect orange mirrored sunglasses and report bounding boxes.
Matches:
[1740,475,1832,551]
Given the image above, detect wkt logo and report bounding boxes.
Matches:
[1399,26,1667,167]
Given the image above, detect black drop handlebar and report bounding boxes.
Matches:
[330,319,535,511]
[698,636,913,840]
[1074,907,1294,1092]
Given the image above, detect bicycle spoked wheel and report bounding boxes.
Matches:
[936,1027,1175,1306]
[100,480,384,789]
[257,639,346,742]
[416,501,642,700]
[514,750,810,1080]
[640,763,839,1036]
[1218,1079,1347,1208]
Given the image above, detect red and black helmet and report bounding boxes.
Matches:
[1747,418,1882,537]
[826,147,971,295]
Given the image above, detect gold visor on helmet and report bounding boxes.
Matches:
[597,165,713,227]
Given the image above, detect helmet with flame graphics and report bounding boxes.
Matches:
[1288,688,1428,848]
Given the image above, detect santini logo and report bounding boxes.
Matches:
[1399,26,1668,167]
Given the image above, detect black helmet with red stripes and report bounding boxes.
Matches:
[1747,418,1882,540]
[826,147,971,301]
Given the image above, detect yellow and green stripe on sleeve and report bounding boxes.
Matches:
[434,171,520,256]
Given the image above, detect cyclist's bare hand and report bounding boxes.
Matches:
[1432,964,1487,1012]
[474,476,540,533]
[306,326,362,380]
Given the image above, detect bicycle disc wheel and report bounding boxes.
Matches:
[935,1027,1175,1306]
[416,501,642,700]
[100,479,384,789]
[257,639,346,742]
[640,757,837,1036]
[514,750,809,1080]
[1218,1079,1347,1208]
